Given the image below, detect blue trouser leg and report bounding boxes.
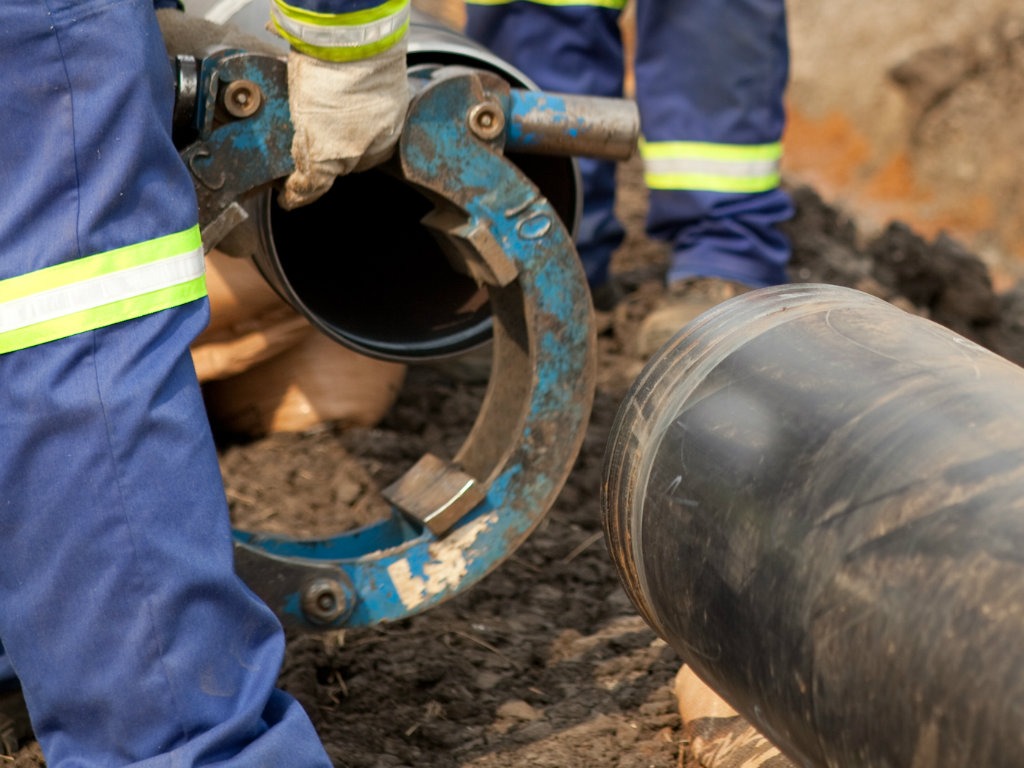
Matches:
[465,3,626,289]
[635,0,793,288]
[466,0,793,289]
[0,2,330,765]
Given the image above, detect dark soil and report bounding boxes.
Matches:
[11,159,1024,767]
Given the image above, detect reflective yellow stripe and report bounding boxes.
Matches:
[0,225,206,355]
[465,0,627,8]
[271,0,410,61]
[640,139,783,194]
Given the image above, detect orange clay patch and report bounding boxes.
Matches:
[782,107,872,190]
[783,105,996,253]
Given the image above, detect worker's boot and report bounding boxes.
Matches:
[636,277,750,358]
[0,682,31,756]
[676,666,794,768]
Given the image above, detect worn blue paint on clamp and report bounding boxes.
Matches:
[201,63,597,630]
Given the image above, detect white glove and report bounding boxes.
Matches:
[281,38,409,210]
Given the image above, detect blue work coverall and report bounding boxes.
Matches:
[465,0,793,291]
[0,0,406,764]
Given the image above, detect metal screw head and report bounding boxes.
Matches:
[223,79,263,119]
[468,100,506,141]
[301,578,348,625]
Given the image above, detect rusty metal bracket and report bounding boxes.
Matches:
[178,50,294,252]
[382,453,487,537]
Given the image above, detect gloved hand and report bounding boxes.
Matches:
[281,38,409,209]
[159,2,410,211]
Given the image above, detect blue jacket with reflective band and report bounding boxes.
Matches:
[0,2,333,766]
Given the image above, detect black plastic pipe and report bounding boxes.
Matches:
[603,283,1024,767]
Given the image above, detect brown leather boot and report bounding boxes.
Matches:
[636,277,751,358]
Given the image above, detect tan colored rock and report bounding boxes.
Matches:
[193,249,405,436]
[675,666,795,768]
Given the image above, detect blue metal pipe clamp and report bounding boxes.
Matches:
[178,53,636,630]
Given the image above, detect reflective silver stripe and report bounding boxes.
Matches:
[641,140,782,193]
[270,2,410,52]
[0,249,205,336]
[643,155,781,181]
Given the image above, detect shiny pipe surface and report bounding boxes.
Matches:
[507,90,638,162]
[603,283,1024,767]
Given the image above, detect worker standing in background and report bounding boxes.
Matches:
[464,0,793,356]
[0,0,407,763]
